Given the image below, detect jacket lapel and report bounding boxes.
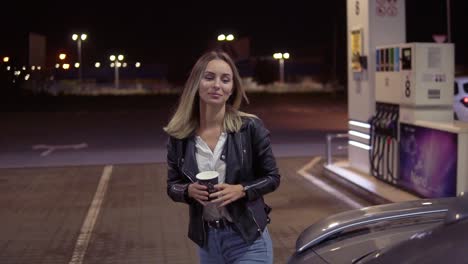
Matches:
[181,137,199,182]
[223,132,241,184]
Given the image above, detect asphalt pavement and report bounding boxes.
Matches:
[0,157,370,264]
[0,92,348,168]
[0,92,358,263]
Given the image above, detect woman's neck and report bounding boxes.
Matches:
[199,101,225,130]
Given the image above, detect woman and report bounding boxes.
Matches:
[164,50,280,264]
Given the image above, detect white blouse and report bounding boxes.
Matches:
[195,132,233,222]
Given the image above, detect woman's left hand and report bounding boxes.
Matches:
[209,184,245,207]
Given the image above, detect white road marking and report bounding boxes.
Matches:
[68,165,113,264]
[297,157,366,209]
[32,143,88,156]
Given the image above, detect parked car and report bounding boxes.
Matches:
[454,76,468,121]
[287,194,468,264]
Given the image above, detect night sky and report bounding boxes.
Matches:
[2,1,343,61]
[1,0,467,81]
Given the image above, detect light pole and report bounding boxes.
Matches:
[72,33,87,84]
[273,52,290,83]
[217,34,235,56]
[446,0,451,42]
[110,54,124,89]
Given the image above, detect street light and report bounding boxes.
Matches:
[72,33,87,83]
[110,54,124,89]
[3,57,9,63]
[217,34,235,42]
[273,52,290,83]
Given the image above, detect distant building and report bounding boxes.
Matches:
[1,32,46,68]
[29,33,46,67]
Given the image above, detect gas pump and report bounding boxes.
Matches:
[345,0,468,199]
[373,42,468,198]
[369,102,399,184]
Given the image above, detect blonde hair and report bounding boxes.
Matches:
[163,50,256,139]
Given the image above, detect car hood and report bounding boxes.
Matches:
[287,249,329,264]
[357,218,468,264]
[295,197,457,254]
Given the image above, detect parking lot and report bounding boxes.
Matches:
[0,156,371,264]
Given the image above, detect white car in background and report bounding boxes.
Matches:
[454,76,468,121]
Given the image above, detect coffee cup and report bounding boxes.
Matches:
[195,171,219,201]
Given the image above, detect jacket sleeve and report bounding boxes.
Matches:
[166,136,193,204]
[242,118,281,201]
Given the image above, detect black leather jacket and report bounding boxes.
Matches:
[166,117,281,247]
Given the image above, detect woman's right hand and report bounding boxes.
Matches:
[188,183,209,205]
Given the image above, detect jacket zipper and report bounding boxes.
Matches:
[183,165,205,244]
[240,134,244,167]
[247,207,262,234]
[182,168,195,183]
[244,179,268,191]
[201,215,206,245]
[181,159,205,243]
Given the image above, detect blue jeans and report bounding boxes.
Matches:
[199,225,273,264]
